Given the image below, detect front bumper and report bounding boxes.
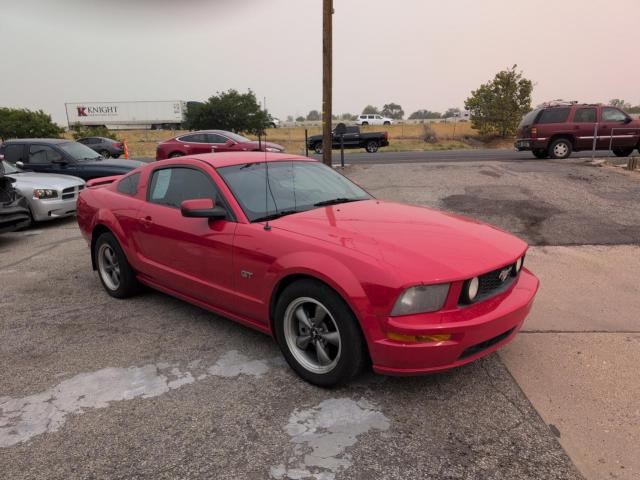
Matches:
[30,197,78,221]
[369,268,539,375]
[514,138,547,151]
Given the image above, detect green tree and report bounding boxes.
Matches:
[184,89,269,134]
[295,116,305,122]
[444,107,461,118]
[609,99,632,110]
[408,109,441,120]
[306,110,320,121]
[381,103,404,120]
[362,105,379,115]
[465,65,533,137]
[627,105,640,114]
[0,107,63,140]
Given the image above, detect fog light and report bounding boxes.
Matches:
[387,332,452,343]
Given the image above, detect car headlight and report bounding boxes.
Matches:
[33,188,58,199]
[391,284,450,316]
[265,147,282,152]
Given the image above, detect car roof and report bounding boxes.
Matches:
[3,138,71,144]
[160,152,317,169]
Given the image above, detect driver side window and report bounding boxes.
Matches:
[28,145,63,164]
[601,108,627,122]
[148,167,227,212]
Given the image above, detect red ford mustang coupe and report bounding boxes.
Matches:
[77,153,538,386]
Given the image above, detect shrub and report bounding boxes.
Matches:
[0,107,63,140]
[69,123,118,140]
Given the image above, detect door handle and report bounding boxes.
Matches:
[140,216,153,228]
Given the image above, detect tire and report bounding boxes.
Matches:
[169,152,184,159]
[548,138,572,159]
[383,121,391,126]
[532,149,549,159]
[361,122,369,126]
[100,150,111,159]
[313,142,323,154]
[274,279,367,387]
[365,140,379,153]
[612,147,634,157]
[94,232,140,299]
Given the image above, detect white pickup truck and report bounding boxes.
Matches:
[355,114,394,126]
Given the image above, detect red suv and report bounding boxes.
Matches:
[156,130,284,160]
[515,103,640,159]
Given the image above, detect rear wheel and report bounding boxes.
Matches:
[532,149,549,159]
[548,138,572,159]
[313,142,323,154]
[383,121,391,125]
[274,279,367,387]
[169,152,184,159]
[365,140,379,153]
[94,232,140,298]
[99,150,111,158]
[612,147,634,157]
[361,122,369,126]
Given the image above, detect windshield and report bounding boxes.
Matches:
[224,132,251,143]
[218,161,373,222]
[59,142,102,160]
[1,160,21,174]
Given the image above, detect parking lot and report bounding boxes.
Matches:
[1,157,638,480]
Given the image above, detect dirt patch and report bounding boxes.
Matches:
[441,193,563,245]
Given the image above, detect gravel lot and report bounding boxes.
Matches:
[4,158,637,479]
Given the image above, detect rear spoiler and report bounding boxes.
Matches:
[86,175,122,188]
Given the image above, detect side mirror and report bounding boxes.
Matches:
[16,161,25,169]
[180,198,226,220]
[624,117,632,124]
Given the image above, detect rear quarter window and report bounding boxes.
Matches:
[537,108,570,124]
[519,109,541,127]
[116,172,140,196]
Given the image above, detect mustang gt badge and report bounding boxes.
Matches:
[499,268,511,282]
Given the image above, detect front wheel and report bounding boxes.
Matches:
[361,122,369,126]
[532,149,549,159]
[95,232,140,298]
[365,140,379,153]
[274,279,367,387]
[383,121,391,125]
[548,138,572,159]
[612,147,634,157]
[313,142,323,154]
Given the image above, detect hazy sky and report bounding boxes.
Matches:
[2,0,639,124]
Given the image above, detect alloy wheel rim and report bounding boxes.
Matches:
[98,244,121,291]
[283,297,341,374]
[554,143,568,157]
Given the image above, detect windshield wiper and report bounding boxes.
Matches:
[313,197,363,207]
[253,209,300,223]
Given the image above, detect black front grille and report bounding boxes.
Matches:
[459,327,515,360]
[62,187,75,200]
[459,262,519,305]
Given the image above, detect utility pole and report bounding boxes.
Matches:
[322,0,333,166]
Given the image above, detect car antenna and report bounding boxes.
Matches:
[263,127,272,231]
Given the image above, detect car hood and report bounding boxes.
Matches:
[272,200,528,283]
[243,140,284,151]
[8,172,85,189]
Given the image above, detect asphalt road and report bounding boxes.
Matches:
[4,157,637,479]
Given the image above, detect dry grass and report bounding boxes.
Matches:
[65,122,481,157]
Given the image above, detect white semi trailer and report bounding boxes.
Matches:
[65,100,192,130]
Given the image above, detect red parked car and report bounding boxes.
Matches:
[77,152,538,386]
[515,102,640,159]
[155,130,284,160]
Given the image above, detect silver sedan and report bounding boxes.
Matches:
[2,160,85,221]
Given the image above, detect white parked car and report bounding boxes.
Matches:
[356,114,393,126]
[1,160,85,222]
